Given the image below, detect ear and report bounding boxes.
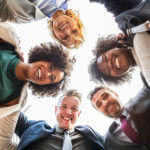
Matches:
[78,110,81,117]
[115,93,118,97]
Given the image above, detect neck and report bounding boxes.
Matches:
[15,61,29,81]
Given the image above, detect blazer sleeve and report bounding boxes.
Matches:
[115,0,150,33]
[0,111,20,150]
[15,112,35,138]
[125,72,150,114]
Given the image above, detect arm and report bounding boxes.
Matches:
[115,0,150,33]
[0,110,20,150]
[0,23,24,61]
[15,112,35,138]
[126,73,150,113]
[133,32,150,87]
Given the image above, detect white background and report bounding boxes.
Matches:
[12,0,143,136]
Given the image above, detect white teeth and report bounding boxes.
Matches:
[60,23,67,30]
[116,58,120,69]
[63,117,71,121]
[38,68,41,78]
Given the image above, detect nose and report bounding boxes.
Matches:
[65,27,71,35]
[101,100,108,107]
[66,108,72,115]
[47,72,52,77]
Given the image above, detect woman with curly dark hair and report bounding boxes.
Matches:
[0,23,75,109]
[28,42,75,97]
[88,35,137,85]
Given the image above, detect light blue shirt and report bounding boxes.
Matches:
[29,0,68,18]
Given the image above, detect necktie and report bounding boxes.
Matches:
[120,115,141,143]
[62,131,72,150]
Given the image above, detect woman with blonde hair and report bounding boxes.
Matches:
[0,0,84,49]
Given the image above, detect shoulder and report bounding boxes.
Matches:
[125,73,150,113]
[75,125,104,141]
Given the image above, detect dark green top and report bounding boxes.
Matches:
[0,43,23,104]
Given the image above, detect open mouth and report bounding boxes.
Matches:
[115,57,120,69]
[58,22,68,31]
[63,117,71,121]
[62,116,72,122]
[38,68,41,79]
[36,67,43,79]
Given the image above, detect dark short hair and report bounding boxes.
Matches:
[57,89,82,106]
[89,86,116,101]
[28,42,76,97]
[88,35,135,85]
[88,86,108,110]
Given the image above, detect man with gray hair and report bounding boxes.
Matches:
[14,90,104,150]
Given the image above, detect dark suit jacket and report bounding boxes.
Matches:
[15,113,105,150]
[105,74,150,150]
[116,0,150,33]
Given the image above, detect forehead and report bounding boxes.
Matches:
[59,96,80,106]
[92,88,113,102]
[33,61,52,65]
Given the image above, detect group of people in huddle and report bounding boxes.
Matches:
[0,0,150,150]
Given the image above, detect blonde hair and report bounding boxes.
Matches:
[48,9,84,49]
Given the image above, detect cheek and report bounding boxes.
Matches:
[110,70,118,76]
[53,28,64,39]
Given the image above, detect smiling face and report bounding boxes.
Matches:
[97,48,132,77]
[27,61,64,85]
[52,14,80,48]
[92,88,121,118]
[55,96,81,130]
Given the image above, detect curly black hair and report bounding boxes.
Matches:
[28,42,76,97]
[89,0,142,16]
[88,35,136,85]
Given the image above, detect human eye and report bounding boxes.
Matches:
[49,75,56,82]
[50,64,54,70]
[72,29,78,34]
[101,92,109,100]
[96,101,102,108]
[60,105,67,109]
[72,107,78,112]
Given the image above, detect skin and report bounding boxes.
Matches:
[55,96,81,130]
[97,48,132,77]
[51,11,80,48]
[92,88,121,118]
[15,61,64,85]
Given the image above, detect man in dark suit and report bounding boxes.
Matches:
[15,90,104,150]
[89,0,150,32]
[90,74,150,149]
